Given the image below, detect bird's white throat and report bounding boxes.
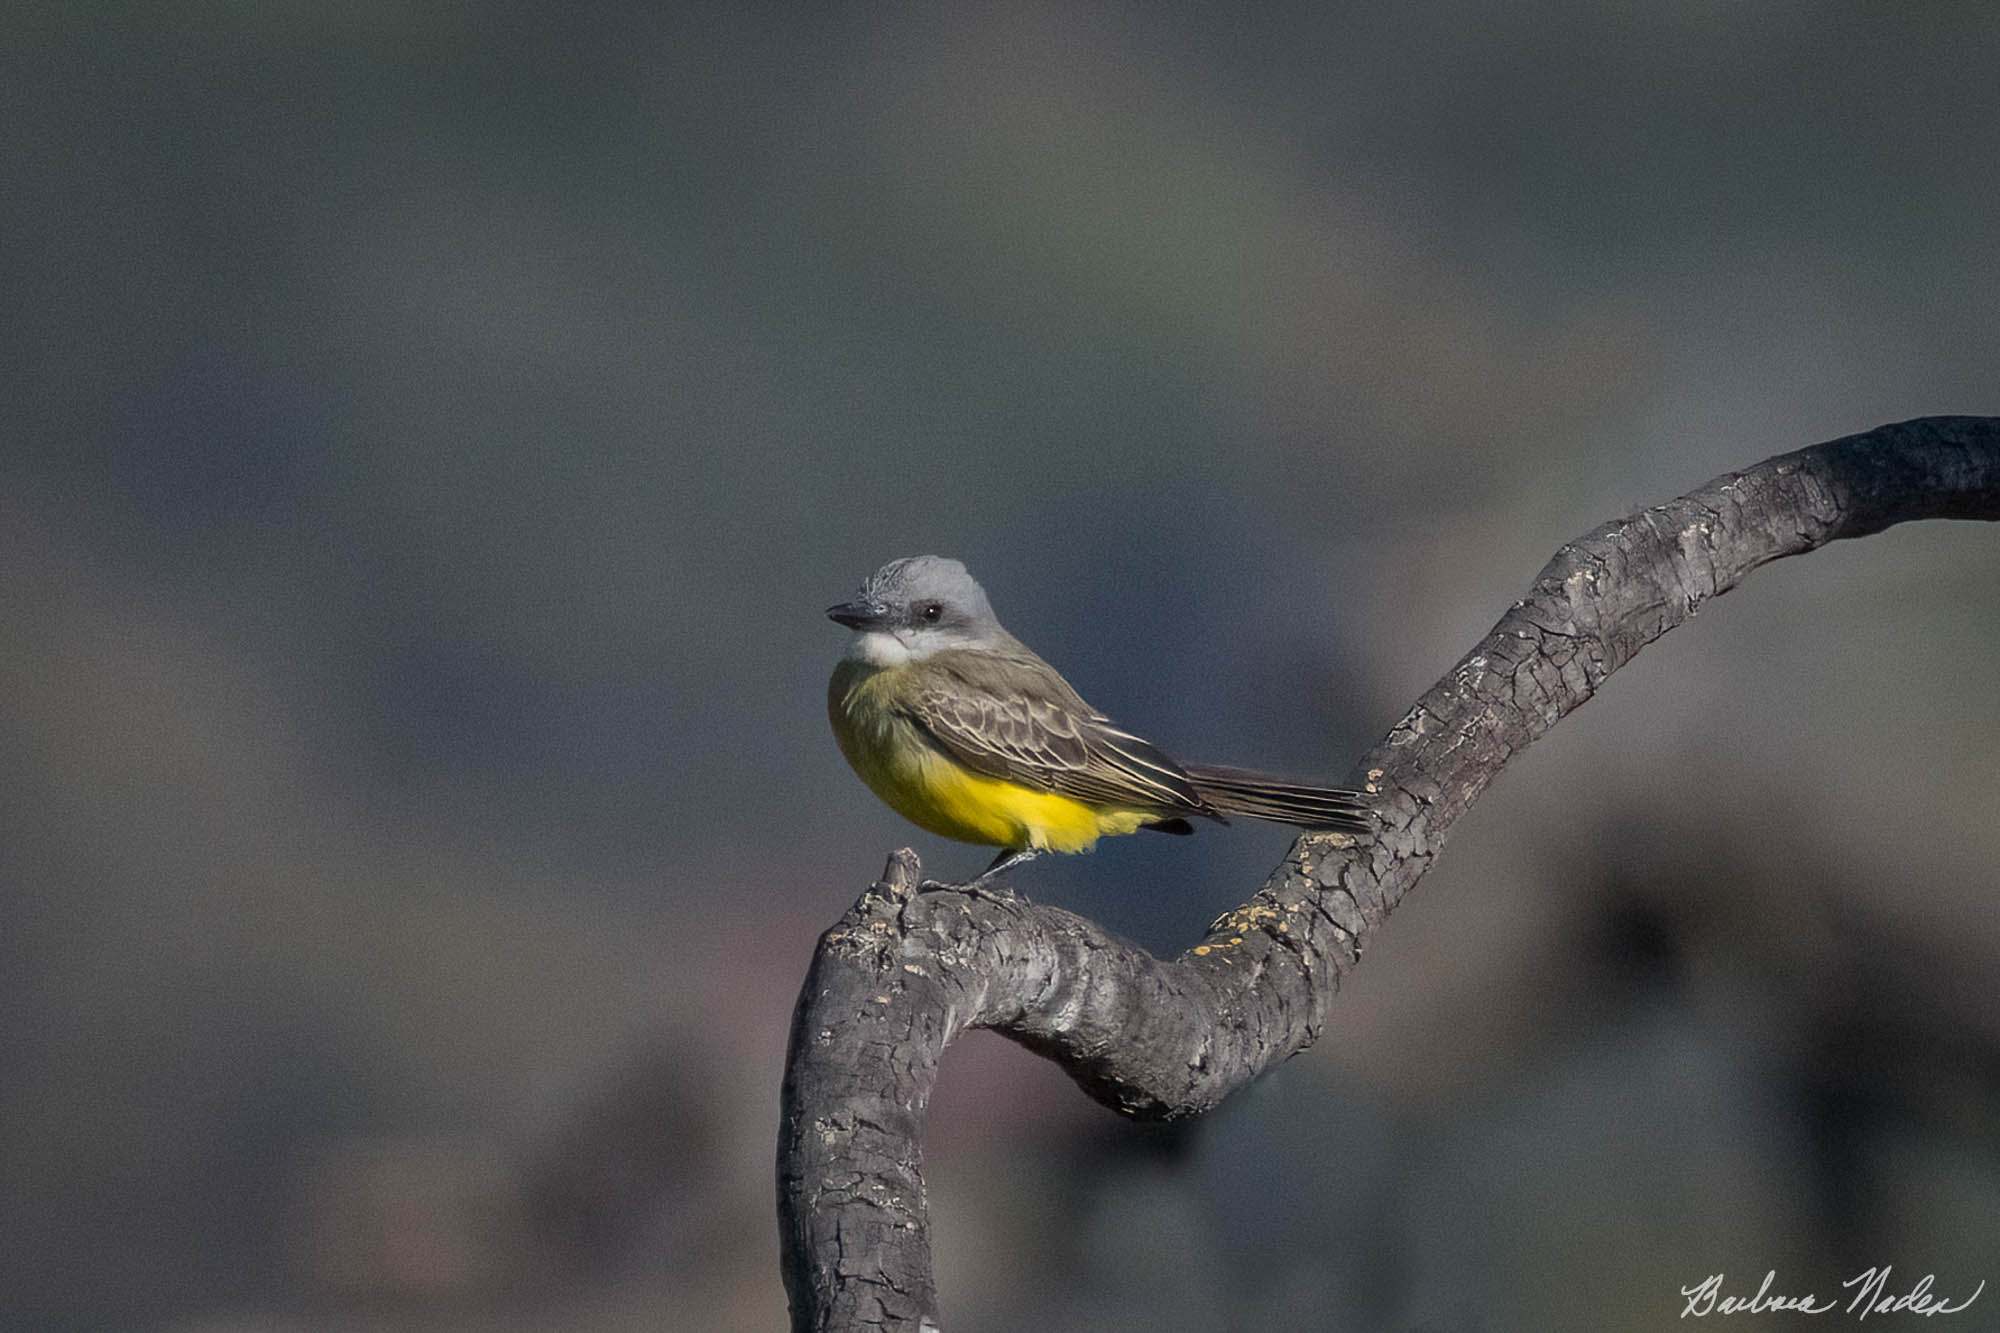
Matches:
[846,630,918,667]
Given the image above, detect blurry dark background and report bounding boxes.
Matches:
[5,4,1999,1329]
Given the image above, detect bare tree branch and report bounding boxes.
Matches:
[777,415,2000,1331]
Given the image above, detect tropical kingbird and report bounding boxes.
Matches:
[826,555,1371,884]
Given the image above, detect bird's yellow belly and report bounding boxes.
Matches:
[829,664,1151,852]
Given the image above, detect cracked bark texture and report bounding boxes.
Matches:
[777,415,2000,1331]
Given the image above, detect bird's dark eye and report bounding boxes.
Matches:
[920,602,943,623]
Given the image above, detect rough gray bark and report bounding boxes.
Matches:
[777,415,2000,1331]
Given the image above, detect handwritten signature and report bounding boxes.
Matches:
[1681,1268,1984,1319]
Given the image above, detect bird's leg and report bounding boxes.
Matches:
[973,847,1038,886]
[920,847,1039,900]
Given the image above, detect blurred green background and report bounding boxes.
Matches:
[5,4,1999,1329]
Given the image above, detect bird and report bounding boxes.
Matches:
[825,555,1371,887]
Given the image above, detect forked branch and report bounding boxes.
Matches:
[778,416,2000,1331]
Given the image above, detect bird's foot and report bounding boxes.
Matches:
[918,848,1039,903]
[918,876,1022,905]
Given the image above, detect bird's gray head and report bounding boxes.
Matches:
[827,555,1007,666]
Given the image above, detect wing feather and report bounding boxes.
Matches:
[901,650,1215,816]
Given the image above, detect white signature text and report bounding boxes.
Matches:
[1681,1268,1984,1319]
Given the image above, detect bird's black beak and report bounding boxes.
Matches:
[826,599,891,630]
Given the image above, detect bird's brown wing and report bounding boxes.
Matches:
[901,648,1217,818]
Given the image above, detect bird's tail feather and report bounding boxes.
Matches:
[1182,763,1372,834]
